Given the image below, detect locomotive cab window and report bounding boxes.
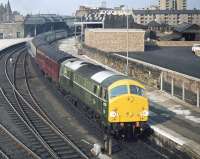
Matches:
[130,85,144,96]
[109,85,128,99]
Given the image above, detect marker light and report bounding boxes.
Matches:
[141,110,149,117]
[110,111,117,118]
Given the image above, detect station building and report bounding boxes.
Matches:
[85,29,145,52]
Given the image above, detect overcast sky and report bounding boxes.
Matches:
[0,0,199,15]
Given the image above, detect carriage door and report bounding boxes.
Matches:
[101,88,108,119]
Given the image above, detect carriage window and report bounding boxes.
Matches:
[130,85,144,96]
[110,85,128,99]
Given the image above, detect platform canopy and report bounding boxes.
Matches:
[24,14,64,25]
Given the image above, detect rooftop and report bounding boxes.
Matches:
[118,46,200,79]
[24,14,64,25]
[133,9,200,14]
[86,28,145,32]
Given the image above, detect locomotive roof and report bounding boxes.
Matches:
[38,44,74,63]
[91,71,118,83]
[75,61,130,87]
[61,56,133,88]
[64,59,89,71]
[101,75,130,87]
[76,63,106,78]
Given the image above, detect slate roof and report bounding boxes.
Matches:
[117,46,200,78]
[147,21,161,27]
[174,23,200,33]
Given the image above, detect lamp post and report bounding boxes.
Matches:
[126,8,129,75]
[81,16,83,47]
[74,15,77,40]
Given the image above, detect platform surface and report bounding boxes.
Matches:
[118,46,200,78]
[0,38,31,52]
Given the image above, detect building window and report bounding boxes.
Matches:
[16,32,21,38]
[0,33,3,39]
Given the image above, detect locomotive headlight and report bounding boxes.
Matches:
[141,110,149,117]
[110,111,118,118]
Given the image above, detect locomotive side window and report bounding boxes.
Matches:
[102,88,107,100]
[93,85,98,94]
[130,85,144,96]
[109,85,128,99]
[99,87,103,97]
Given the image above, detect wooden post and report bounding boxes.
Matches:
[160,72,163,91]
[34,25,37,37]
[197,88,199,108]
[171,77,174,96]
[104,135,108,152]
[182,82,185,101]
[108,137,112,156]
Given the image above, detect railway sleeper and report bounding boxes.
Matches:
[61,154,81,159]
[48,141,67,147]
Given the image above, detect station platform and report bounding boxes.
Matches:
[56,37,200,157]
[147,89,200,156]
[0,38,31,52]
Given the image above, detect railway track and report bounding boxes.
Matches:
[26,48,177,159]
[0,42,185,159]
[0,45,91,159]
[0,123,40,159]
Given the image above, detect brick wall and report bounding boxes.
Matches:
[85,29,145,52]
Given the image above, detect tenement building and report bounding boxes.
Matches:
[132,10,200,26]
[159,0,187,10]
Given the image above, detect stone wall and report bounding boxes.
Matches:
[85,29,145,52]
[79,45,200,107]
[0,22,24,39]
[79,45,161,87]
[157,41,199,47]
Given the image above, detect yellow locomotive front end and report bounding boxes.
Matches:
[107,79,149,136]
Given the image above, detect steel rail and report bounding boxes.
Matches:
[23,52,90,159]
[4,49,60,159]
[4,48,89,159]
[0,123,41,159]
[0,150,9,159]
